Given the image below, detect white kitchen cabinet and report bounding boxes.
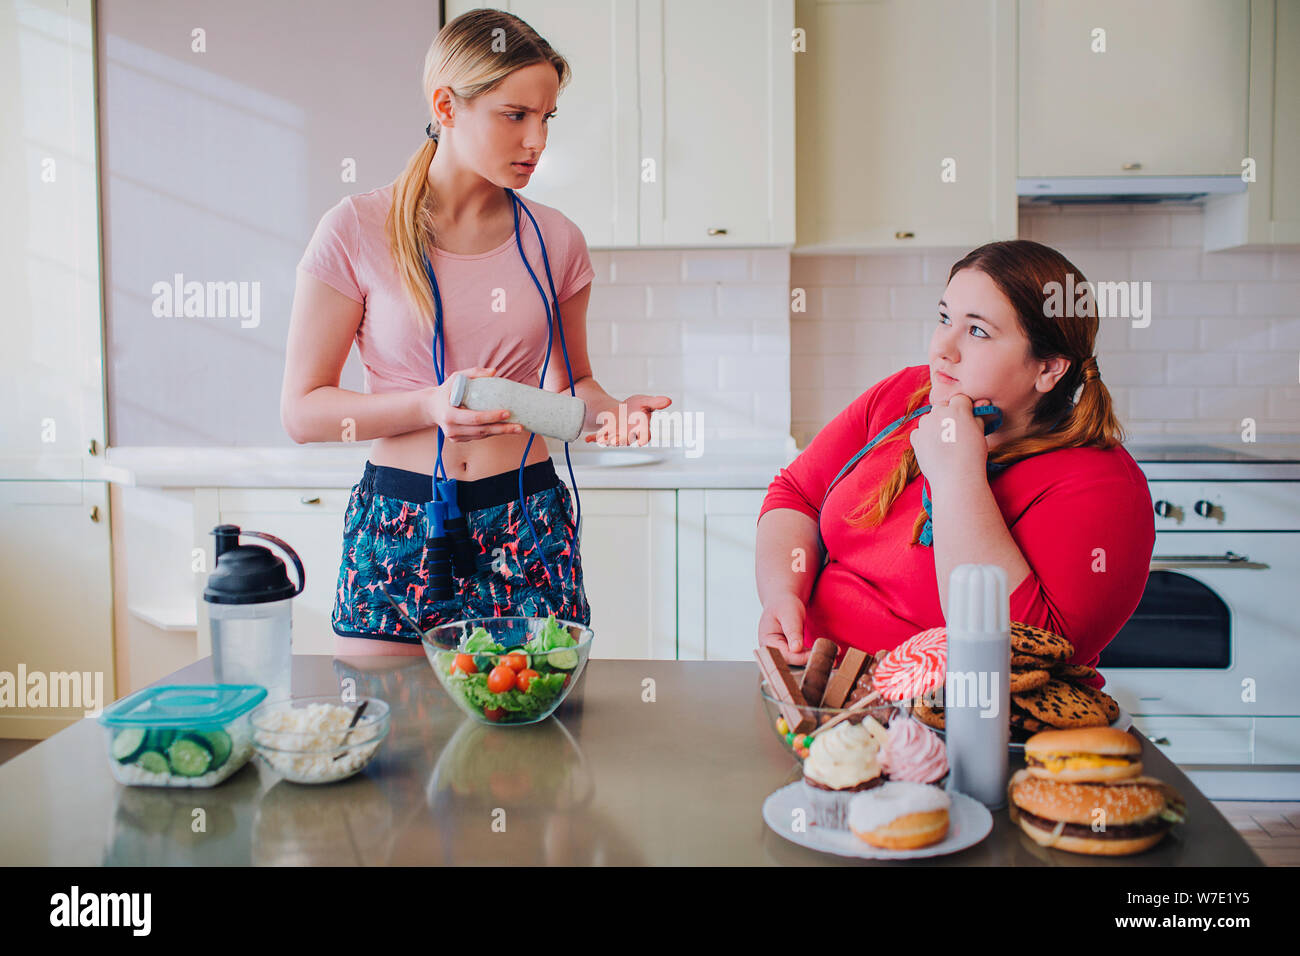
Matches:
[197,488,353,657]
[445,0,640,247]
[0,481,115,738]
[576,489,677,659]
[1019,0,1250,178]
[445,0,794,246]
[639,0,795,245]
[1205,0,1300,249]
[678,490,766,661]
[195,485,677,660]
[793,0,1017,251]
[1,0,104,481]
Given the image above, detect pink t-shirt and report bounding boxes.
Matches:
[296,181,596,393]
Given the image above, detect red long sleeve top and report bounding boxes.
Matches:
[760,365,1156,687]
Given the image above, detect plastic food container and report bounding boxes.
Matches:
[99,684,267,788]
[250,696,389,784]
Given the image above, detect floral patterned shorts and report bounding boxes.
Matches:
[331,459,590,645]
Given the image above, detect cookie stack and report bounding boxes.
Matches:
[910,622,1121,741]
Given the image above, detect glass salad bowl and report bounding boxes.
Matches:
[421,616,594,726]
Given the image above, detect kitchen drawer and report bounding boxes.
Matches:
[1131,715,1254,766]
[217,488,353,513]
[1254,717,1300,765]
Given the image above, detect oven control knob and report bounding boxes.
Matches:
[1194,499,1215,518]
[1154,500,1174,518]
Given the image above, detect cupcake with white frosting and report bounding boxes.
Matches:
[801,720,884,829]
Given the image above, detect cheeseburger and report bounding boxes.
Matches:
[1024,727,1143,781]
[1009,728,1187,856]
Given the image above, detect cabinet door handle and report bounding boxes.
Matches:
[895,230,915,240]
[707,227,728,236]
[1152,736,1170,746]
[1121,161,1143,171]
[300,495,321,505]
[89,505,100,522]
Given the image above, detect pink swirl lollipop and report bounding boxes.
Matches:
[873,626,946,701]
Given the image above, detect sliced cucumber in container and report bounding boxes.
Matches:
[167,735,214,777]
[111,728,147,763]
[135,751,169,775]
[198,730,232,770]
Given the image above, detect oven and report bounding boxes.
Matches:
[1097,464,1300,772]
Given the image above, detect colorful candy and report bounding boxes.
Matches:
[873,626,947,701]
[775,717,789,735]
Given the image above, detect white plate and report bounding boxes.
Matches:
[928,706,1133,752]
[762,783,993,860]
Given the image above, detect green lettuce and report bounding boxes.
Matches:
[444,663,568,721]
[463,627,504,654]
[523,615,577,655]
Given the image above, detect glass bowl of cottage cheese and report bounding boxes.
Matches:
[250,696,389,784]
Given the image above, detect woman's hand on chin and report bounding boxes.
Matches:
[909,393,991,496]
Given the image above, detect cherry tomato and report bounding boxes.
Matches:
[452,654,477,675]
[483,706,506,722]
[515,668,541,692]
[503,652,529,672]
[487,665,517,694]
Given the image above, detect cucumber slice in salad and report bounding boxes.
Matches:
[166,735,213,777]
[111,728,147,763]
[546,647,579,670]
[135,750,169,774]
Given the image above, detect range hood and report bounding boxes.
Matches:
[1017,176,1247,205]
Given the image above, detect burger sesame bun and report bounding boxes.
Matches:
[1024,727,1143,782]
[1016,815,1168,856]
[1011,775,1167,826]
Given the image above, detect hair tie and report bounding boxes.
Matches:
[1082,356,1100,382]
[426,122,439,141]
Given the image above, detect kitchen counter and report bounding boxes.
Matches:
[97,442,797,489]
[0,657,1262,866]
[95,436,1300,490]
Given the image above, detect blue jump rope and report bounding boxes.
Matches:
[420,187,582,601]
[818,402,1004,552]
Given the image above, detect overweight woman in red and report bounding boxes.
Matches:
[756,240,1155,686]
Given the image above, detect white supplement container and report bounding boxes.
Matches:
[944,564,1011,809]
[450,373,586,442]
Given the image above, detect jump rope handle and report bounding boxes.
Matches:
[972,403,1003,435]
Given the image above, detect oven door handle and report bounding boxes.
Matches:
[1149,550,1270,571]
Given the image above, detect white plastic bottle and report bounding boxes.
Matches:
[944,564,1011,809]
[450,373,587,443]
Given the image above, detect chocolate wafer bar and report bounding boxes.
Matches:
[821,647,870,709]
[755,646,815,734]
[800,638,838,707]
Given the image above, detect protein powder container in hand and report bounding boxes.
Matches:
[450,373,587,442]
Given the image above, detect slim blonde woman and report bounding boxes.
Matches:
[282,10,670,656]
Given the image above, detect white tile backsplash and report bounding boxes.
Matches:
[585,206,1298,450]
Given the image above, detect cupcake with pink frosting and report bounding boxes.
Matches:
[880,714,949,785]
